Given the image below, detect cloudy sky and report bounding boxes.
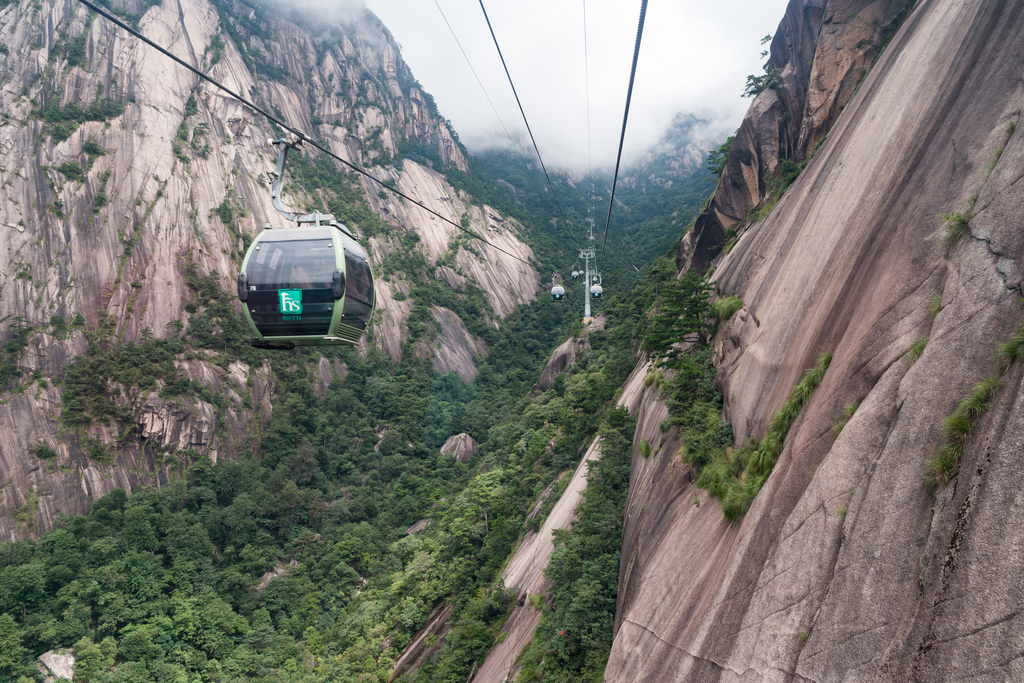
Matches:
[323,0,786,171]
[358,0,791,171]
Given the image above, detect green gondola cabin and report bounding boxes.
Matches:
[238,213,374,349]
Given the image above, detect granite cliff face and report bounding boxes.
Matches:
[0,0,537,538]
[609,0,1024,680]
[681,0,914,273]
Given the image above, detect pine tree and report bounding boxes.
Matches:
[641,271,715,364]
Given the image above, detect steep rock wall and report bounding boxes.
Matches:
[608,0,1024,680]
[365,159,539,338]
[0,356,274,541]
[473,359,651,683]
[680,0,913,273]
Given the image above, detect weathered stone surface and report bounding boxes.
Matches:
[679,0,914,273]
[428,306,488,382]
[529,314,606,394]
[475,360,649,682]
[439,433,478,463]
[435,265,466,290]
[38,649,75,683]
[366,159,540,343]
[314,357,332,399]
[403,519,430,535]
[474,437,603,683]
[608,0,1024,680]
[453,203,539,319]
[0,354,273,540]
[530,337,579,395]
[389,603,454,683]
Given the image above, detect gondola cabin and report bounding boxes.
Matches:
[238,213,375,349]
[551,284,565,301]
[590,283,603,299]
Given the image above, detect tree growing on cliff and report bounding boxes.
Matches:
[743,34,781,98]
[641,271,715,365]
[707,136,734,178]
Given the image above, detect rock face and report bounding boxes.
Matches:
[367,160,539,324]
[427,306,488,382]
[474,361,651,683]
[0,357,274,541]
[680,0,914,273]
[474,437,604,683]
[0,0,538,537]
[389,603,454,683]
[529,337,579,395]
[529,314,605,394]
[38,649,75,682]
[608,0,1024,680]
[439,433,478,463]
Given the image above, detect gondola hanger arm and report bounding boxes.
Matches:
[268,135,304,224]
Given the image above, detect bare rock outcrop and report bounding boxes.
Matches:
[680,0,914,273]
[530,314,605,394]
[530,337,580,395]
[476,360,650,682]
[428,306,488,382]
[389,603,454,683]
[439,433,478,463]
[608,0,1024,680]
[38,649,75,683]
[0,355,274,540]
[364,160,539,362]
[313,356,346,399]
[474,437,603,683]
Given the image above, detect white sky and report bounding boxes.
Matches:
[357,0,790,171]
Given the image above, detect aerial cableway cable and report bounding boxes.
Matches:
[75,0,531,267]
[433,0,522,156]
[598,0,648,270]
[583,0,594,237]
[476,0,574,236]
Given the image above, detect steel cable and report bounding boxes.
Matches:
[598,0,648,270]
[476,0,573,234]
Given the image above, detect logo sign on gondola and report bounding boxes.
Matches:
[278,289,303,315]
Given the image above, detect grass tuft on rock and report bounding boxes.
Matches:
[832,401,858,439]
[713,296,743,322]
[925,321,1019,497]
[925,375,1002,493]
[906,334,929,366]
[996,322,1024,374]
[689,351,832,521]
[940,196,977,253]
